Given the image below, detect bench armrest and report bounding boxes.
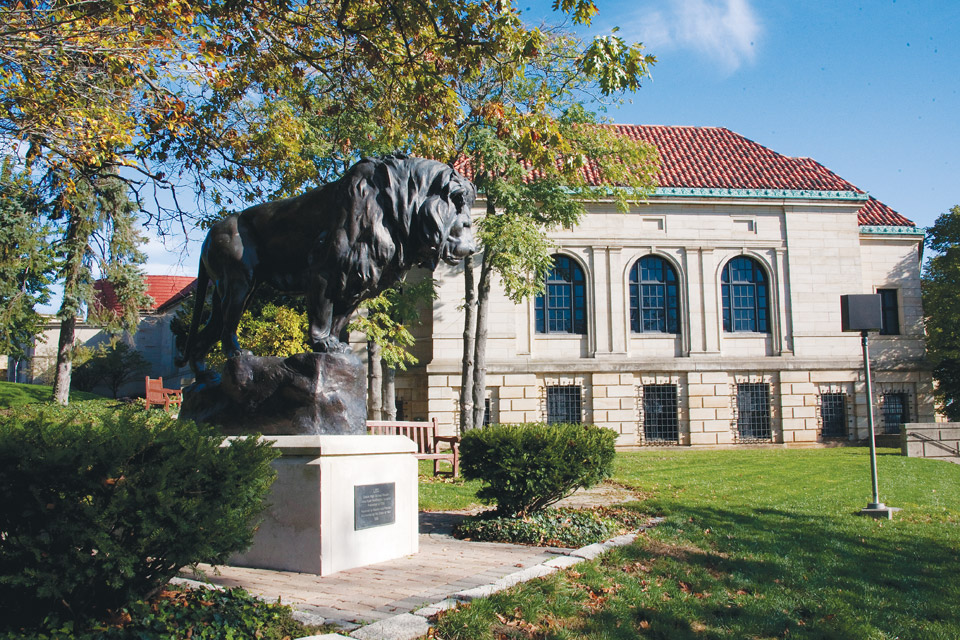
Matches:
[161,389,183,410]
[433,435,460,452]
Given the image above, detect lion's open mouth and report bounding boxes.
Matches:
[441,238,476,265]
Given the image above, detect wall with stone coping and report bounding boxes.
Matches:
[902,423,960,463]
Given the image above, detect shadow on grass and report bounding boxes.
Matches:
[592,504,960,639]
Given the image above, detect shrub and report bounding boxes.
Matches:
[0,407,279,630]
[460,422,616,516]
[454,506,648,547]
[0,586,327,640]
[454,508,614,547]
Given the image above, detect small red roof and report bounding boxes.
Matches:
[94,275,196,315]
[456,124,914,227]
[857,197,913,227]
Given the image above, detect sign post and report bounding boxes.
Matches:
[841,294,898,519]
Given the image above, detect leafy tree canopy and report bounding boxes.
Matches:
[923,204,960,419]
[1,0,639,226]
[349,277,437,370]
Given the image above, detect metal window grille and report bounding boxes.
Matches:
[629,257,680,334]
[722,257,769,333]
[546,385,582,424]
[642,384,679,442]
[736,383,771,440]
[483,398,492,426]
[820,393,847,438]
[880,393,909,434]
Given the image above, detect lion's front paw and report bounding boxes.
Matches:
[312,336,348,354]
[190,369,221,390]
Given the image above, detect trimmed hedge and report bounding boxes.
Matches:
[460,422,616,516]
[0,407,278,630]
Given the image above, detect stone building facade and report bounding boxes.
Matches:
[390,126,933,447]
[10,276,196,395]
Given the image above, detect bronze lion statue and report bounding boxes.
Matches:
[178,154,476,380]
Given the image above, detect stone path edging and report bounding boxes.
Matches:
[298,517,664,640]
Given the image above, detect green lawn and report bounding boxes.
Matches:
[0,380,102,407]
[434,447,960,639]
[418,460,484,511]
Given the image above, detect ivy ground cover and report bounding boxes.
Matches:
[434,448,960,639]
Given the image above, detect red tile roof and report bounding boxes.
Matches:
[94,275,197,315]
[456,124,914,227]
[604,125,864,192]
[857,197,914,227]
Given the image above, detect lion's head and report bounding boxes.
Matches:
[427,169,477,268]
[371,154,477,270]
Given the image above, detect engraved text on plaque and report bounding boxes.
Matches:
[354,483,396,530]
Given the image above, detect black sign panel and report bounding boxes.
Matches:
[354,483,396,530]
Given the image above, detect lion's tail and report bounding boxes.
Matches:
[175,259,209,368]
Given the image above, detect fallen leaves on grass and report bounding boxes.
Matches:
[493,608,541,639]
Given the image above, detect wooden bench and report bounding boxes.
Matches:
[144,376,183,411]
[367,418,460,477]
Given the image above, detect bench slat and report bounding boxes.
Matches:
[366,417,459,477]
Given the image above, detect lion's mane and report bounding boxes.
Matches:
[323,153,472,304]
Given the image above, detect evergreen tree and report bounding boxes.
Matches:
[50,173,150,405]
[0,160,55,364]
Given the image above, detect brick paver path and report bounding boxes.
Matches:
[183,483,638,625]
[186,512,566,624]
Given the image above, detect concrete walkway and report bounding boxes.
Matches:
[180,483,645,638]
[184,510,569,626]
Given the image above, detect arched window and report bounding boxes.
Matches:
[535,255,586,334]
[629,256,680,334]
[721,256,770,333]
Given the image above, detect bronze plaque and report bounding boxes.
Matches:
[354,483,396,530]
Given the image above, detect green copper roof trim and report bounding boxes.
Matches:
[651,187,867,200]
[859,225,925,236]
[553,186,867,201]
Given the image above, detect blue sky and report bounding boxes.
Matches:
[564,0,959,228]
[138,0,958,279]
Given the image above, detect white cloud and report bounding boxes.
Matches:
[611,0,761,73]
[141,231,202,277]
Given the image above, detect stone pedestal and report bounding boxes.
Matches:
[230,435,418,576]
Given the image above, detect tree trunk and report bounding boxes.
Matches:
[52,216,87,406]
[382,363,397,420]
[52,314,75,405]
[471,255,494,429]
[459,254,477,431]
[367,340,383,420]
